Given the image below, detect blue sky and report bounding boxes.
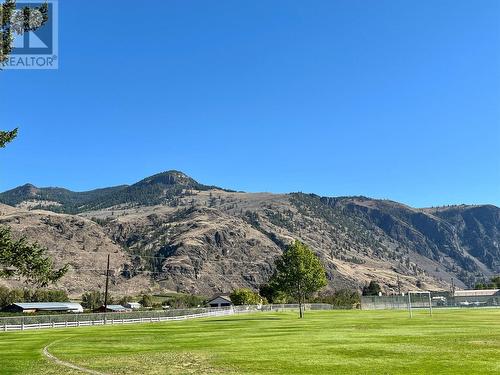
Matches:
[0,0,499,208]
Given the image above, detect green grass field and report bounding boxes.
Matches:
[1,309,499,374]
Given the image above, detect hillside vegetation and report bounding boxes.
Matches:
[0,171,498,295]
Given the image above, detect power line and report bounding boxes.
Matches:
[65,268,257,276]
[60,268,255,280]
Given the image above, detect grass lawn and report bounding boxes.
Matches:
[0,309,499,374]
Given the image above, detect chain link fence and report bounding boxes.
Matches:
[361,291,500,310]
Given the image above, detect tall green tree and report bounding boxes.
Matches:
[269,240,327,318]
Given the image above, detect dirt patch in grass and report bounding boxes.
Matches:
[75,351,233,375]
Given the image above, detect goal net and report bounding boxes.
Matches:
[407,291,433,318]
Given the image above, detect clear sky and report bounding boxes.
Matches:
[0,0,499,208]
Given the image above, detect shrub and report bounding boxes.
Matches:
[229,288,261,305]
[259,284,291,304]
[362,281,382,296]
[164,294,206,309]
[139,294,153,308]
[315,289,360,309]
[81,290,111,310]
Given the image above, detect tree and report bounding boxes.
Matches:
[164,294,206,309]
[1,0,48,64]
[475,276,500,290]
[269,240,327,318]
[81,290,103,311]
[0,226,67,286]
[229,288,261,305]
[0,286,24,308]
[315,289,361,309]
[0,127,67,286]
[362,281,382,296]
[2,1,49,146]
[26,288,68,302]
[259,283,289,304]
[0,128,17,147]
[119,295,133,306]
[491,276,500,288]
[139,294,153,308]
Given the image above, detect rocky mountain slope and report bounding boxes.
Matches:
[0,204,152,296]
[0,171,498,296]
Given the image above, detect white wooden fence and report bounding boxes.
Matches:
[1,304,334,332]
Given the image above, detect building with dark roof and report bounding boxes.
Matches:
[207,295,232,308]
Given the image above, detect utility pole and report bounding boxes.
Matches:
[397,275,401,295]
[104,254,110,313]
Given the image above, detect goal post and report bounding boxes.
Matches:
[407,291,432,318]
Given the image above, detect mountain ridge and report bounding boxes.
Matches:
[0,170,227,213]
[2,170,496,212]
[0,170,498,296]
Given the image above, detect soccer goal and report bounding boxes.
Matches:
[407,291,432,318]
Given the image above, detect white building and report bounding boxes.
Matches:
[124,302,142,309]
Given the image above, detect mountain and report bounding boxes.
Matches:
[0,203,151,295]
[0,171,224,213]
[0,171,498,296]
[0,183,128,212]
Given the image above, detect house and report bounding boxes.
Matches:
[95,304,130,313]
[3,302,83,314]
[123,302,141,309]
[207,295,232,308]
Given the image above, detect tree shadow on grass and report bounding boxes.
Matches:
[203,317,283,323]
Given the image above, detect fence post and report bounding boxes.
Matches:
[428,293,433,317]
[21,317,25,331]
